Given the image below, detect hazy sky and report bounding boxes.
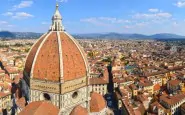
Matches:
[0,0,185,35]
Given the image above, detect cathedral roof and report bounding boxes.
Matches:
[24,4,88,82]
[70,105,88,115]
[52,3,62,20]
[19,101,59,115]
[90,92,106,112]
[24,31,88,82]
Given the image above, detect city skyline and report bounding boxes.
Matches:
[0,0,185,35]
[1,2,185,115]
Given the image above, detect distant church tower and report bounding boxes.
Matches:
[23,3,90,115]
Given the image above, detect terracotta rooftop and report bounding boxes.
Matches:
[89,77,108,85]
[19,101,59,115]
[136,94,149,102]
[24,34,46,74]
[25,31,87,82]
[138,79,153,87]
[129,84,138,90]
[121,96,136,115]
[33,32,60,81]
[113,77,133,83]
[145,69,169,77]
[150,101,165,111]
[168,79,181,86]
[70,105,88,115]
[154,83,160,91]
[160,93,185,106]
[168,66,184,71]
[90,92,106,112]
[60,32,87,81]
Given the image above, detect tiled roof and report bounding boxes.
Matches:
[138,79,153,87]
[168,80,181,86]
[19,101,59,115]
[89,76,108,85]
[150,101,165,110]
[129,84,138,90]
[33,32,60,81]
[60,32,86,81]
[160,93,185,106]
[24,34,46,74]
[90,92,106,112]
[70,105,88,115]
[154,83,160,91]
[25,31,87,82]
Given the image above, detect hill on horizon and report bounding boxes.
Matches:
[73,32,185,39]
[0,31,15,38]
[0,31,185,39]
[0,31,42,39]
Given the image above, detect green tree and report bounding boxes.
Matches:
[87,52,94,58]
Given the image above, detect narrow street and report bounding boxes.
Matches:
[105,64,121,115]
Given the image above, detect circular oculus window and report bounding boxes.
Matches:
[72,91,78,99]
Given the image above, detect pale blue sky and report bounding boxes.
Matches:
[0,0,185,35]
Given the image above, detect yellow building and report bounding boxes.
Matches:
[129,84,138,97]
[143,85,154,94]
[138,79,154,94]
[162,77,168,86]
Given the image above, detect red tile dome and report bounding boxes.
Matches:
[24,31,88,82]
[19,101,59,115]
[70,105,88,115]
[90,92,106,112]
